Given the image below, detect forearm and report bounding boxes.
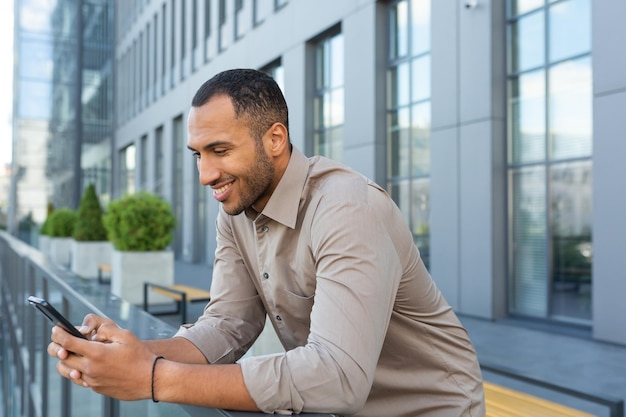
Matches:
[145,337,208,364]
[153,360,259,411]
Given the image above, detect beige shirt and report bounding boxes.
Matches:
[175,147,485,416]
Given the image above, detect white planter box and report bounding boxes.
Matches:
[111,249,174,305]
[39,236,51,257]
[49,237,73,267]
[71,241,112,279]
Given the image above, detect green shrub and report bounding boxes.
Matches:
[103,192,176,251]
[47,209,77,238]
[40,202,55,236]
[73,184,108,241]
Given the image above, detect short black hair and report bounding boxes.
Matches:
[192,68,289,141]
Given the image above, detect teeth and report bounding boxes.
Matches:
[214,183,231,194]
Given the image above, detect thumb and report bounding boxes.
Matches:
[92,322,128,344]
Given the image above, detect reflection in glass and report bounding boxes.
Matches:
[18,80,52,119]
[411,55,430,103]
[313,32,344,161]
[549,0,590,63]
[411,0,430,56]
[549,57,592,160]
[509,10,544,73]
[509,0,544,16]
[507,0,592,325]
[390,0,409,59]
[510,166,547,317]
[387,62,410,108]
[120,144,136,195]
[509,69,545,163]
[411,102,430,176]
[389,179,411,227]
[330,35,344,88]
[411,178,430,266]
[550,161,592,321]
[387,0,431,268]
[387,109,410,178]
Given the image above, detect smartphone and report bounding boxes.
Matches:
[28,296,88,340]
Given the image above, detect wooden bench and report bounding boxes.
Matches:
[143,282,211,324]
[485,381,596,417]
[97,263,111,284]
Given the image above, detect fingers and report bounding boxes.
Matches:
[81,314,115,336]
[56,360,87,386]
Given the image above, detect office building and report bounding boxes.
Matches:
[8,0,114,237]
[9,0,623,346]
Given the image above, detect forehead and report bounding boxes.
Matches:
[188,95,236,125]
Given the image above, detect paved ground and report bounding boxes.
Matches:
[160,260,626,416]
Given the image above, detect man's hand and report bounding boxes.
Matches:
[47,314,156,401]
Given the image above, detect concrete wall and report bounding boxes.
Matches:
[592,0,626,345]
[430,0,506,319]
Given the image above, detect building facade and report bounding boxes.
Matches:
[8,0,114,237]
[111,0,624,346]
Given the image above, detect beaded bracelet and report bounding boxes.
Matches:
[151,355,165,403]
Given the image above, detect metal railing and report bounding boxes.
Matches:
[0,231,330,417]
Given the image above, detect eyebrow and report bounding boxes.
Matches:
[187,140,231,152]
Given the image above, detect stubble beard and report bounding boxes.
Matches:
[222,145,275,216]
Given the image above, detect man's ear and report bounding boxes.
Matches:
[265,122,289,156]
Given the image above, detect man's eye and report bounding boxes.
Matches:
[214,149,227,155]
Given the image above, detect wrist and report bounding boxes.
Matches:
[151,355,165,402]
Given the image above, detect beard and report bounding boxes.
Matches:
[222,143,275,216]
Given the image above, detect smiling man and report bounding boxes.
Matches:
[49,68,485,416]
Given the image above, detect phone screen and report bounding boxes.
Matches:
[28,296,88,340]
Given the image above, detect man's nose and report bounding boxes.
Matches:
[198,158,220,186]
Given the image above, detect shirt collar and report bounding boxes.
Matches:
[250,146,308,229]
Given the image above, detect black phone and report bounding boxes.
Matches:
[28,296,88,340]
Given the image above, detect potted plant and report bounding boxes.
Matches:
[71,184,112,279]
[103,192,176,305]
[47,208,77,267]
[39,202,54,256]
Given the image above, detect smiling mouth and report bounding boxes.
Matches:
[213,183,232,195]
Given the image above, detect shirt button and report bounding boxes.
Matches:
[261,225,269,233]
[262,272,269,279]
[275,315,282,321]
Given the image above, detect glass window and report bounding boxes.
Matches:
[312,31,344,162]
[508,69,546,164]
[140,135,148,190]
[261,59,285,93]
[411,55,430,103]
[411,102,430,176]
[411,0,430,56]
[204,0,211,61]
[120,144,136,195]
[548,57,592,160]
[254,0,273,25]
[387,0,431,266]
[173,115,184,257]
[550,161,592,320]
[390,0,409,59]
[219,0,229,52]
[549,0,591,63]
[162,3,167,93]
[155,126,164,196]
[509,166,548,317]
[507,0,592,323]
[509,0,544,16]
[509,10,544,73]
[235,0,245,39]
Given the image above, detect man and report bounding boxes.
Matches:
[49,69,485,416]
